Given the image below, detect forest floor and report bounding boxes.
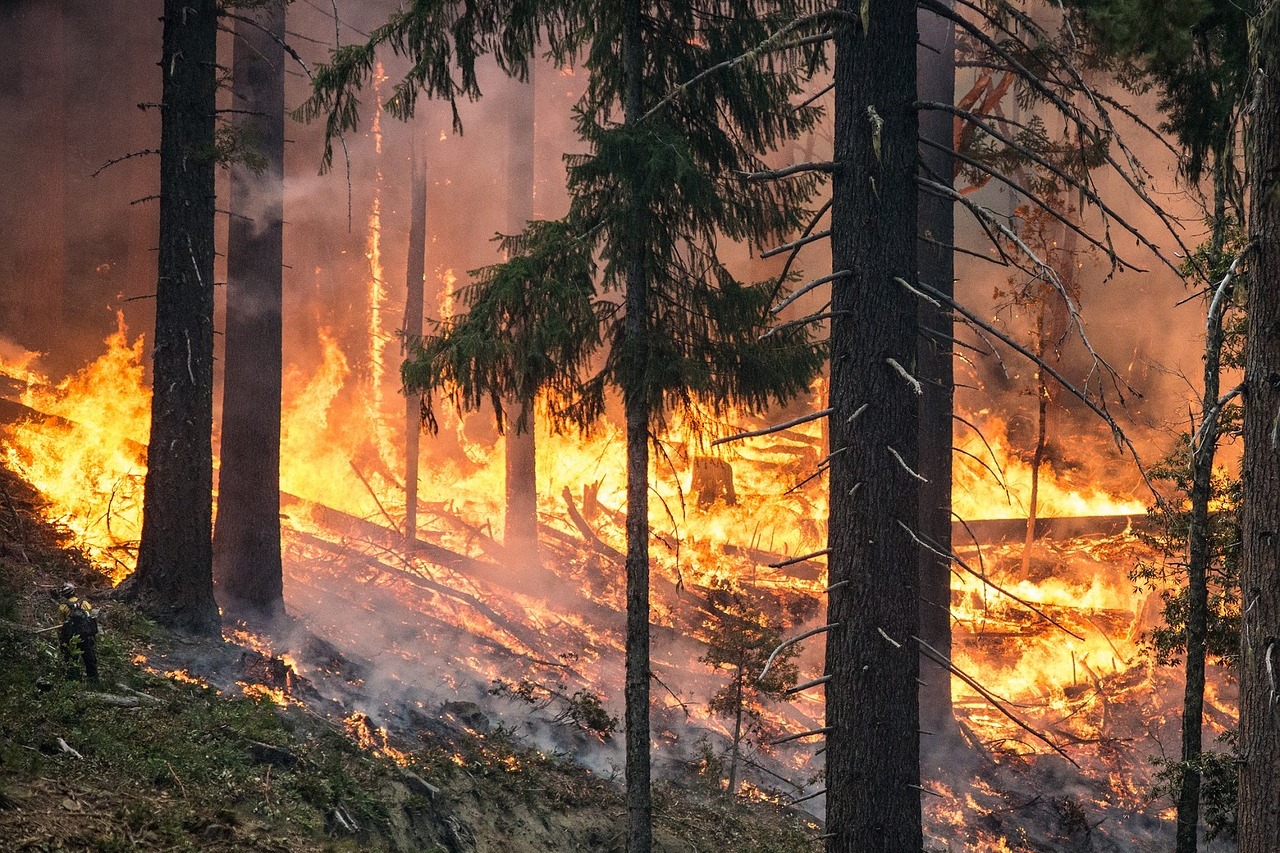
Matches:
[0,463,819,853]
[0,454,1239,853]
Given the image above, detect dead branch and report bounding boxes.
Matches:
[772,271,850,315]
[784,674,831,696]
[348,461,401,535]
[711,409,831,447]
[897,520,1084,640]
[741,161,837,181]
[760,623,837,681]
[762,228,831,260]
[768,547,830,569]
[770,726,832,746]
[915,635,1079,766]
[561,486,625,564]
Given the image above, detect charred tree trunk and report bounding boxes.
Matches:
[621,4,652,851]
[825,1,922,851]
[916,0,956,745]
[213,0,286,621]
[1239,5,1280,849]
[403,155,427,545]
[504,70,540,561]
[126,0,220,634]
[1175,161,1230,853]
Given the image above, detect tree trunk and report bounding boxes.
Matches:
[1239,5,1280,849]
[728,664,743,796]
[126,0,220,634]
[915,0,956,744]
[213,0,286,621]
[825,1,922,851]
[621,3,652,851]
[1175,160,1230,853]
[1020,315,1048,578]
[503,68,540,559]
[403,155,427,545]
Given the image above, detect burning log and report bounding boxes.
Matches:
[954,514,1143,544]
[561,486,624,564]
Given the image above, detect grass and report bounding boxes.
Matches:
[0,468,820,852]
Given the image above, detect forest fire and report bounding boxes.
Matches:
[0,304,1215,847]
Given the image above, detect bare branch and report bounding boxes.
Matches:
[760,623,837,681]
[711,408,832,446]
[772,270,850,315]
[741,160,837,181]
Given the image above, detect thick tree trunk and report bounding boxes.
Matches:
[826,1,922,851]
[621,3,652,851]
[404,156,427,545]
[504,69,540,559]
[915,0,956,744]
[1239,5,1280,849]
[126,0,220,634]
[213,0,286,621]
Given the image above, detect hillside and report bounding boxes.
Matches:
[0,464,819,853]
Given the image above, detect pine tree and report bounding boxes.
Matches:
[824,1,923,850]
[700,582,800,796]
[1238,3,1280,849]
[303,6,825,851]
[123,0,221,634]
[213,0,287,622]
[1065,3,1254,847]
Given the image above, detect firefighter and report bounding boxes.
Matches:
[57,584,99,682]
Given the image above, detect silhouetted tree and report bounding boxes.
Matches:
[214,0,287,622]
[305,8,825,852]
[125,0,220,634]
[1238,3,1280,849]
[823,1,922,850]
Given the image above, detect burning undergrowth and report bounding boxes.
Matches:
[0,325,1240,851]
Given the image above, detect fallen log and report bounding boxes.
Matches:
[953,514,1144,545]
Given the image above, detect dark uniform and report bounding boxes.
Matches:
[58,594,99,682]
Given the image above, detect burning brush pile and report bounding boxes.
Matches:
[0,324,1237,852]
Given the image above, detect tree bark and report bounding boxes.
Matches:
[213,0,286,621]
[826,1,922,851]
[621,3,652,851]
[1175,160,1230,853]
[126,0,220,634]
[915,0,956,744]
[504,69,540,560]
[404,155,427,546]
[1238,6,1280,846]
